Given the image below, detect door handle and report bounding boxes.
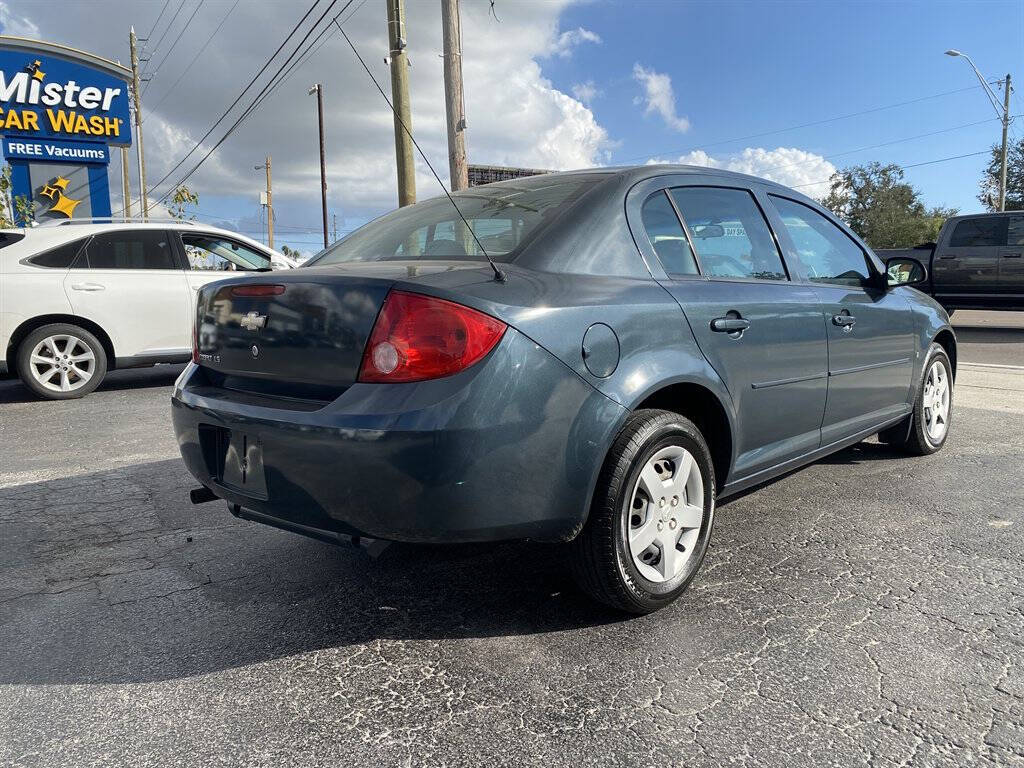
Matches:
[1002,252,1022,258]
[832,314,856,327]
[70,283,105,292]
[710,317,751,333]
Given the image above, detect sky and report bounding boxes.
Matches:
[1,0,1021,256]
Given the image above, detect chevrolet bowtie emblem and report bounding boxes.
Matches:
[240,311,267,331]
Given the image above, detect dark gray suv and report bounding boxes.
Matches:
[171,166,955,614]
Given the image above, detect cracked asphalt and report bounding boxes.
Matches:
[1,312,1022,767]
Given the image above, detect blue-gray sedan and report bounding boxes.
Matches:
[172,165,955,613]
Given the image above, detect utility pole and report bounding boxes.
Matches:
[386,0,416,206]
[441,0,468,191]
[129,27,149,220]
[309,83,329,249]
[120,147,132,218]
[999,74,1012,212]
[332,213,338,243]
[256,156,273,248]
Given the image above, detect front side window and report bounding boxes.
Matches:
[84,230,176,270]
[769,196,870,287]
[27,238,87,268]
[949,216,1006,247]
[310,176,601,265]
[183,235,270,271]
[640,191,698,275]
[669,187,787,281]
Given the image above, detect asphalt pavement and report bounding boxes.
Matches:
[1,313,1022,767]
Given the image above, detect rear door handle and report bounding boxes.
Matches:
[1002,252,1022,258]
[938,255,956,260]
[710,317,751,333]
[70,283,105,292]
[832,314,856,327]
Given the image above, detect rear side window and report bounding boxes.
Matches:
[949,217,1006,247]
[84,230,176,270]
[1008,216,1024,246]
[670,187,787,281]
[640,191,698,275]
[769,196,870,287]
[27,238,87,268]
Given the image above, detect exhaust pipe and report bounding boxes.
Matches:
[190,486,219,504]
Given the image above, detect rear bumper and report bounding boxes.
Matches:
[171,329,627,544]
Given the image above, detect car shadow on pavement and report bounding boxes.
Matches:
[0,364,185,404]
[0,458,622,685]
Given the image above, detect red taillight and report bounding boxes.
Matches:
[231,284,285,297]
[358,291,507,383]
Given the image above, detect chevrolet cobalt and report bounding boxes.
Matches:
[172,166,955,613]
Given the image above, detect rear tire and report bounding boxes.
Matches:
[880,343,953,456]
[569,409,716,614]
[16,323,107,400]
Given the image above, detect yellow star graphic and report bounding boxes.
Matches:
[52,177,69,191]
[33,68,45,81]
[49,193,81,218]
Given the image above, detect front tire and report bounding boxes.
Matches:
[570,409,716,614]
[16,323,107,400]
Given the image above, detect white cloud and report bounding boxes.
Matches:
[547,26,601,58]
[0,1,38,36]
[632,63,689,133]
[8,0,612,249]
[571,80,600,106]
[653,147,837,198]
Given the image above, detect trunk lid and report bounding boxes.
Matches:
[194,261,494,398]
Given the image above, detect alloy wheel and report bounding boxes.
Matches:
[28,334,96,394]
[923,359,950,443]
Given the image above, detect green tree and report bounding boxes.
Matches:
[168,185,199,220]
[978,137,1024,211]
[822,162,956,249]
[279,244,293,256]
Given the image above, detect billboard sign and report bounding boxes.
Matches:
[0,38,131,147]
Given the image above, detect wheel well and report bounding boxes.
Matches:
[6,315,116,372]
[635,383,733,491]
[933,329,957,380]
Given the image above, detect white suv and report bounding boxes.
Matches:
[0,220,292,399]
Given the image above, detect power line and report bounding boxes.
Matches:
[756,115,1013,179]
[143,0,172,41]
[622,84,989,164]
[146,0,328,199]
[791,149,992,190]
[155,0,354,202]
[142,0,187,69]
[143,0,207,93]
[150,0,241,111]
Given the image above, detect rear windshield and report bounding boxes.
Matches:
[308,176,599,265]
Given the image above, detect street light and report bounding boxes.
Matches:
[309,83,328,249]
[946,49,1013,211]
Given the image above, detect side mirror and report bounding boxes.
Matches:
[886,256,927,287]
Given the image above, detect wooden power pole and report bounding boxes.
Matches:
[441,0,468,191]
[264,156,273,248]
[310,83,329,249]
[386,0,416,206]
[999,74,1012,212]
[128,27,149,220]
